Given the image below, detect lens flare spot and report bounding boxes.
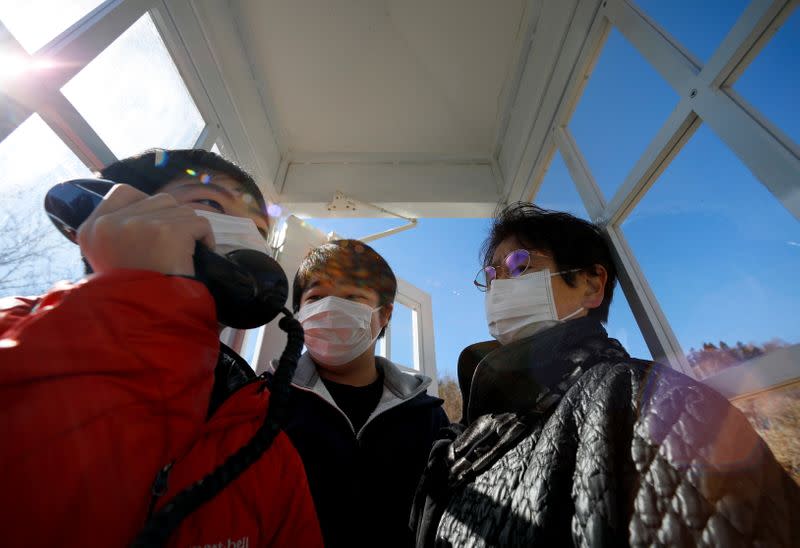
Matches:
[200,173,211,184]
[154,149,168,167]
[242,194,254,204]
[0,338,19,349]
[267,203,282,217]
[185,168,197,176]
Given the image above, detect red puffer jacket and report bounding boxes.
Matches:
[0,270,322,547]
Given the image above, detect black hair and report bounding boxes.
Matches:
[83,148,266,275]
[481,202,617,322]
[99,148,266,213]
[292,239,397,337]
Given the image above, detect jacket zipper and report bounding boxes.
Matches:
[146,368,269,517]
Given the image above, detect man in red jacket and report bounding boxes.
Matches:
[0,149,322,547]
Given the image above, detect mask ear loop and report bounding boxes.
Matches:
[549,268,585,321]
[558,306,585,321]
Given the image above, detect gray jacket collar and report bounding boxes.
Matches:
[275,352,433,437]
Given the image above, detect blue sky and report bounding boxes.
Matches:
[310,1,799,379]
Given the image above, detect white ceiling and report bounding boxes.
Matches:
[231,0,526,156]
[182,0,597,216]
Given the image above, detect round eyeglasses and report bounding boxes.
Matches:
[474,249,547,292]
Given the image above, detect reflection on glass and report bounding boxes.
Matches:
[732,381,800,484]
[62,14,204,158]
[623,125,800,379]
[569,29,679,199]
[0,114,92,297]
[533,149,590,220]
[733,9,799,147]
[635,0,749,62]
[0,0,105,53]
[391,302,415,369]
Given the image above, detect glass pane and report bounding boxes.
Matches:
[62,13,204,158]
[733,8,799,147]
[634,0,749,62]
[606,289,652,362]
[0,114,92,297]
[533,150,590,220]
[569,29,679,199]
[732,381,800,484]
[0,0,105,53]
[622,124,800,379]
[390,302,415,369]
[239,328,262,369]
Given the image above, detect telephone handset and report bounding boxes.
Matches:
[44,178,288,330]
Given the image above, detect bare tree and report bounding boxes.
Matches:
[0,192,81,297]
[438,376,463,423]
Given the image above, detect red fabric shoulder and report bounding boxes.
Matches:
[0,270,221,546]
[163,383,324,548]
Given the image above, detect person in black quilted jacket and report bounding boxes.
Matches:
[410,202,799,547]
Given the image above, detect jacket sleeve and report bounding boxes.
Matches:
[266,432,325,547]
[0,270,221,546]
[628,364,800,547]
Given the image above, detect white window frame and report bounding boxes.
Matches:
[518,0,799,397]
[392,278,439,396]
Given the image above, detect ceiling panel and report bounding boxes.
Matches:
[232,0,526,155]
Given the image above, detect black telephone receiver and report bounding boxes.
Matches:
[44,179,288,329]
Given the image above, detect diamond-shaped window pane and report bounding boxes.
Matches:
[606,290,652,362]
[0,0,106,53]
[622,124,800,379]
[533,150,590,221]
[733,8,799,147]
[634,0,749,62]
[0,114,92,297]
[569,29,679,200]
[62,13,204,158]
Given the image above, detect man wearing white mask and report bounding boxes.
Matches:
[410,203,799,547]
[276,239,450,548]
[0,149,323,546]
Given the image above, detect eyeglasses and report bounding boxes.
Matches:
[473,249,550,292]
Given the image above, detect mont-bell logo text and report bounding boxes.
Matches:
[191,536,249,548]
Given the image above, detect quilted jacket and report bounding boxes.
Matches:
[410,317,799,547]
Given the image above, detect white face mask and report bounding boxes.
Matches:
[297,296,381,366]
[485,269,584,345]
[194,209,268,255]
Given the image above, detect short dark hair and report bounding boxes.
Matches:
[292,239,397,337]
[83,148,265,275]
[481,202,617,322]
[99,148,266,213]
